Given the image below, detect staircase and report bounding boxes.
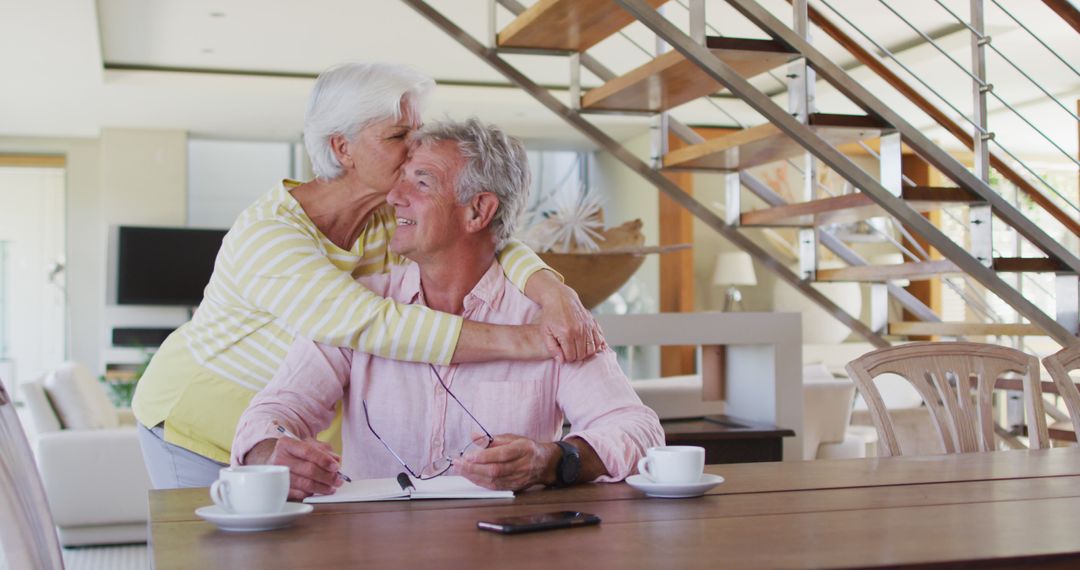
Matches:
[402,0,1080,348]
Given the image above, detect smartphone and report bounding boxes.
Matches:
[477,511,601,534]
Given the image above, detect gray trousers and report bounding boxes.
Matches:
[137,423,227,489]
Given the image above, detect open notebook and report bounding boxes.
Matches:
[304,475,514,504]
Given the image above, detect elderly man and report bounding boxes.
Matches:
[233,118,663,499]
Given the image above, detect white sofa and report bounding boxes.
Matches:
[20,363,152,546]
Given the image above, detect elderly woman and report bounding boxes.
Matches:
[132,62,602,489]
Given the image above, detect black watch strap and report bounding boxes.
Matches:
[553,440,581,488]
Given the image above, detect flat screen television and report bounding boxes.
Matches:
[116,226,228,306]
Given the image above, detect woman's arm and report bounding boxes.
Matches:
[226,218,596,366]
[225,218,465,364]
[497,240,605,362]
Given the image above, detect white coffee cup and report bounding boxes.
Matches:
[209,465,289,515]
[636,446,705,484]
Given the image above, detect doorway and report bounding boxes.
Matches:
[0,161,67,393]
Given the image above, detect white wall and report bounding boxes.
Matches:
[0,128,189,376]
[187,139,292,229]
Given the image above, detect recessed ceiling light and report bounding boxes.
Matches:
[210,11,225,18]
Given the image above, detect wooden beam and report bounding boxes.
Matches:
[658,127,737,377]
[1043,0,1080,35]
[901,155,941,340]
[659,132,697,377]
[701,345,726,401]
[0,155,65,168]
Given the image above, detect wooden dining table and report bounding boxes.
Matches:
[148,447,1080,569]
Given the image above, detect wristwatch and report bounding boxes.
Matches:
[553,440,581,487]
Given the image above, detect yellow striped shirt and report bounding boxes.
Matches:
[132,180,549,462]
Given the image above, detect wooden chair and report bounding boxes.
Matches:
[1043,343,1080,443]
[846,342,1049,456]
[0,377,65,570]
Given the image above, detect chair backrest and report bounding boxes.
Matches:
[1043,343,1080,442]
[0,377,65,570]
[846,342,1048,456]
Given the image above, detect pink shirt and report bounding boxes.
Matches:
[233,261,664,482]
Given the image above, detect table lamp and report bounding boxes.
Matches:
[712,251,757,312]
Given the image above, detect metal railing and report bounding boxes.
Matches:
[471,0,1076,342]
[817,0,1080,222]
[660,0,1059,335]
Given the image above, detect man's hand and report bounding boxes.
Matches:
[244,436,344,501]
[455,434,560,491]
[531,275,606,362]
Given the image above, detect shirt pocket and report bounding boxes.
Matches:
[470,379,559,442]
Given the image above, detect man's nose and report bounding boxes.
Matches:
[387,180,407,207]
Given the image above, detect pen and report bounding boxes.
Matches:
[275,424,353,482]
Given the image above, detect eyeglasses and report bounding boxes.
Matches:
[362,364,493,480]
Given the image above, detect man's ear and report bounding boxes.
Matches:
[464,192,500,235]
[330,134,352,169]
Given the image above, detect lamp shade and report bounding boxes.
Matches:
[712,251,757,287]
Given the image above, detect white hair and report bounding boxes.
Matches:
[414,118,531,249]
[303,62,435,180]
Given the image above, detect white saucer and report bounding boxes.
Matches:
[626,473,724,498]
[195,502,313,532]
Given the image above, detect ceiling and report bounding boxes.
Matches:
[2,0,1078,159]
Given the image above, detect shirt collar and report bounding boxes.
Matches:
[399,259,505,314]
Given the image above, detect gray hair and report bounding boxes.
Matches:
[414,118,531,248]
[303,62,435,180]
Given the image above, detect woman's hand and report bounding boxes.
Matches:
[526,270,605,362]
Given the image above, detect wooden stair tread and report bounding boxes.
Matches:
[581,37,797,113]
[816,260,958,282]
[813,258,1068,282]
[889,321,1045,336]
[739,187,984,227]
[663,113,888,171]
[992,257,1068,272]
[497,0,666,52]
[900,186,982,203]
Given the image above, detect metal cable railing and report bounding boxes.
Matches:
[931,0,1079,122]
[876,0,1080,169]
[668,0,1046,322]
[988,0,1080,78]
[818,0,1080,218]
[618,0,1062,333]
[674,0,1009,325]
